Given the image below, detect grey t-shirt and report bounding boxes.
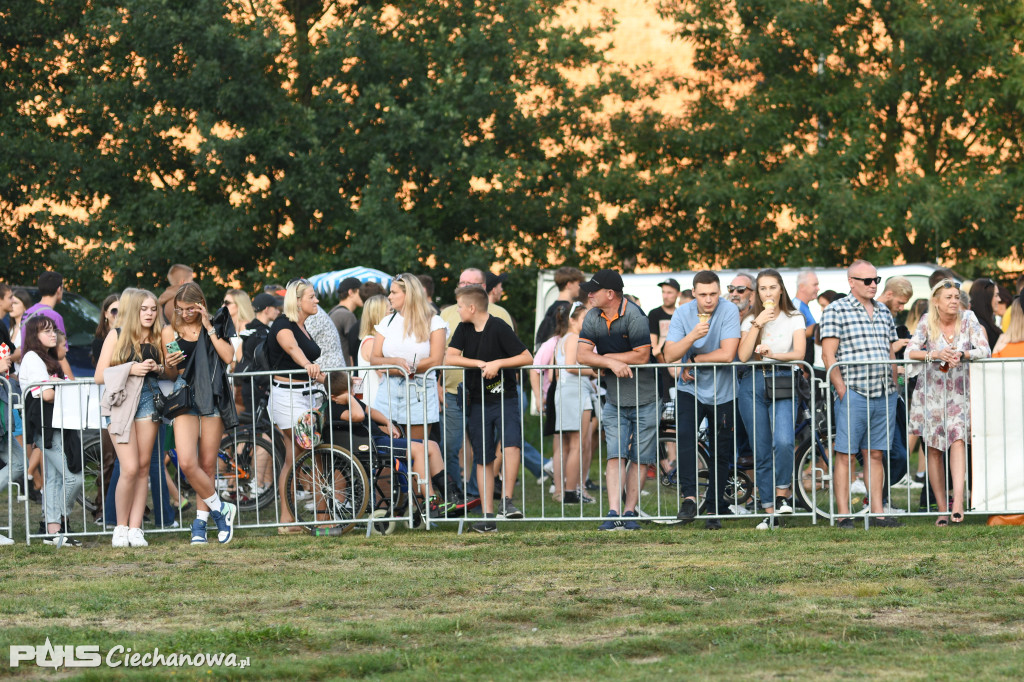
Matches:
[579,298,657,406]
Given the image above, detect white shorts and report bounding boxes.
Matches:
[269,381,323,431]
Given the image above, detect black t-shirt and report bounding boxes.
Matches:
[113,328,161,378]
[535,300,571,349]
[647,306,674,338]
[268,317,321,372]
[895,325,912,361]
[450,316,528,403]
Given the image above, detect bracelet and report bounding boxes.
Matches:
[926,351,932,362]
[751,322,762,330]
[207,328,218,339]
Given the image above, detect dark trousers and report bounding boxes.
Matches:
[675,391,736,514]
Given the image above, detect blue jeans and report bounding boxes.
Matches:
[518,386,544,480]
[104,426,176,527]
[737,371,796,509]
[675,391,736,513]
[441,386,467,494]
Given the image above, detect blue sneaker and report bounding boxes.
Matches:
[209,502,236,544]
[621,510,642,531]
[190,519,208,545]
[598,510,622,531]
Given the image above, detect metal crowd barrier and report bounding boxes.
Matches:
[6,357,1024,544]
[1,376,16,543]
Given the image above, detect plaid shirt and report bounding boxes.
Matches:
[819,295,897,397]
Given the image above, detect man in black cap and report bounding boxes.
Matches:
[485,272,507,306]
[577,269,659,531]
[237,292,283,415]
[328,277,363,366]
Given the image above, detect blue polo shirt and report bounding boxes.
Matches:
[667,299,741,405]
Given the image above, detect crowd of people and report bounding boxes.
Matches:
[0,258,1020,544]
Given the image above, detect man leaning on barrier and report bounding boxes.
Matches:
[577,269,658,531]
[820,260,901,529]
[663,270,741,530]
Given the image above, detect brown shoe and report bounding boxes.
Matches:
[277,525,306,535]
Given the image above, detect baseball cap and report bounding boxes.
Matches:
[579,269,624,294]
[485,272,507,293]
[252,293,283,311]
[658,278,681,291]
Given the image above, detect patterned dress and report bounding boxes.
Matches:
[906,311,991,450]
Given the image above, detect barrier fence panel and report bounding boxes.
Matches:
[825,357,1024,528]
[8,356,1024,544]
[1,376,17,543]
[228,364,415,536]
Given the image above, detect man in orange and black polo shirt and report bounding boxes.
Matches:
[577,269,659,531]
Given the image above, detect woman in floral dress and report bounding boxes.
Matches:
[906,279,991,525]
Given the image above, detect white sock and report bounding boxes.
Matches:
[197,510,210,522]
[203,494,223,513]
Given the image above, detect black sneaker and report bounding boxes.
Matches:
[561,490,581,504]
[836,518,855,530]
[492,477,504,500]
[676,498,698,524]
[43,535,83,547]
[704,518,722,530]
[498,497,523,520]
[584,478,599,492]
[775,496,794,514]
[472,513,497,533]
[870,516,904,529]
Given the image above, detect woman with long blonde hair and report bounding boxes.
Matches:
[223,289,255,367]
[162,282,238,544]
[370,273,447,441]
[906,279,991,525]
[266,277,324,530]
[95,289,172,547]
[355,294,389,410]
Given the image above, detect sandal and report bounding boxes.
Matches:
[935,516,949,527]
[277,525,306,535]
[951,512,964,523]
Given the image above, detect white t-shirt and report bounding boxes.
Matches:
[741,310,805,361]
[19,351,59,397]
[374,312,448,377]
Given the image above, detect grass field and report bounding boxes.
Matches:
[2,517,1023,680]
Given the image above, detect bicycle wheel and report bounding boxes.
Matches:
[217,426,284,512]
[795,441,831,520]
[286,445,369,534]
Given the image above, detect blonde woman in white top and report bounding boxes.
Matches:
[355,295,389,410]
[736,269,806,530]
[370,274,447,441]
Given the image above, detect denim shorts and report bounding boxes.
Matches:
[834,389,897,453]
[466,397,523,466]
[135,380,158,421]
[602,400,659,465]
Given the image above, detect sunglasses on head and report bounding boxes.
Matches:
[286,277,311,287]
[931,279,961,294]
[850,276,882,285]
[727,285,749,294]
[569,301,583,314]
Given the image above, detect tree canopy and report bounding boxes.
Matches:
[600,0,1024,275]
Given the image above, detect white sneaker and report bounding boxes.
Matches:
[729,504,752,516]
[890,473,923,490]
[882,502,906,514]
[850,479,868,495]
[127,528,148,547]
[543,459,554,476]
[756,516,777,530]
[293,490,312,501]
[0,533,14,546]
[548,484,556,494]
[111,525,130,548]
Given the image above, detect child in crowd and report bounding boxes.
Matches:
[445,286,533,533]
[323,371,457,521]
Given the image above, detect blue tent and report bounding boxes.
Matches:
[309,267,392,296]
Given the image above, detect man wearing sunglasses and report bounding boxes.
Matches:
[820,260,901,529]
[728,273,756,316]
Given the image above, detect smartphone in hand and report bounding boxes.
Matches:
[166,339,182,355]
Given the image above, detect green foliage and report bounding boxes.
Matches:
[1,0,629,305]
[601,0,1024,271]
